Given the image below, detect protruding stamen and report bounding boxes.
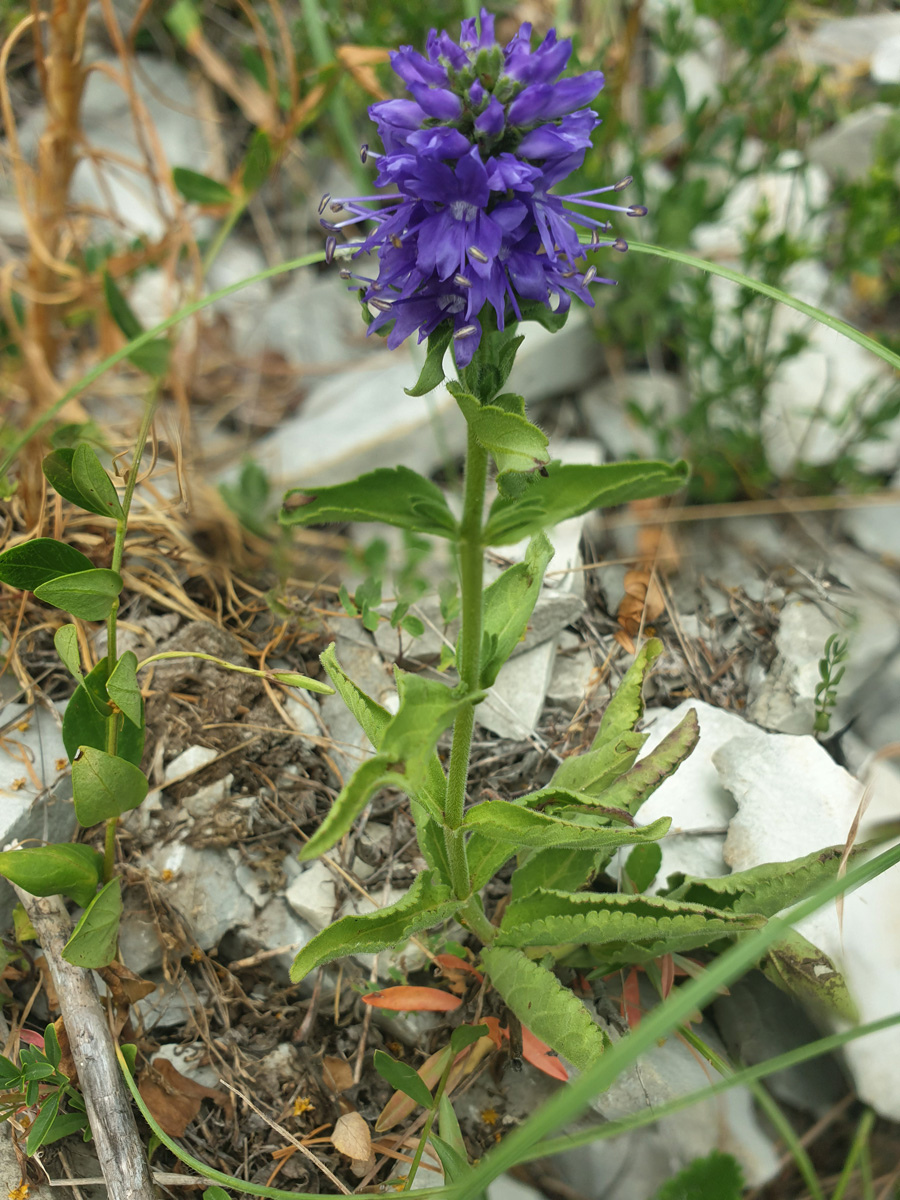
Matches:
[583,266,597,285]
[590,230,600,246]
[614,176,633,192]
[469,246,489,263]
[325,236,336,264]
[454,274,473,288]
[318,193,331,215]
[360,143,369,163]
[339,268,352,279]
[370,298,394,312]
[614,237,628,252]
[453,324,478,339]
[627,205,648,217]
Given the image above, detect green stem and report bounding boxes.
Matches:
[832,1108,874,1200]
[202,198,245,276]
[443,427,488,905]
[406,1048,457,1190]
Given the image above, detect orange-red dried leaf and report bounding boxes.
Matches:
[660,953,675,1001]
[519,1026,569,1081]
[434,954,484,980]
[622,967,643,1031]
[362,986,461,1012]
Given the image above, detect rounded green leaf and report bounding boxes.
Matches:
[0,537,93,592]
[43,448,115,518]
[33,568,123,621]
[72,746,148,826]
[0,844,103,908]
[107,651,142,727]
[72,444,124,520]
[62,877,122,968]
[63,659,144,765]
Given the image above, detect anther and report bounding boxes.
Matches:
[318,193,331,215]
[468,246,489,263]
[325,236,336,264]
[391,235,403,249]
[339,268,352,279]
[453,324,478,339]
[590,230,600,246]
[583,266,597,285]
[321,220,339,232]
[454,274,473,288]
[627,205,648,217]
[614,237,628,252]
[329,201,345,213]
[370,298,394,312]
[360,143,369,163]
[614,176,633,192]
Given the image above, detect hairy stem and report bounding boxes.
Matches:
[443,427,488,906]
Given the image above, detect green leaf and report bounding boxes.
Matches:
[511,848,602,902]
[172,167,234,205]
[72,746,148,826]
[594,639,663,750]
[450,1024,488,1054]
[62,877,122,968]
[102,272,143,340]
[26,1090,60,1156]
[517,299,570,334]
[299,754,401,861]
[478,532,554,687]
[281,466,456,538]
[481,946,610,1072]
[662,844,860,918]
[496,336,525,392]
[241,129,274,194]
[0,1054,21,1089]
[550,731,646,796]
[484,461,689,546]
[595,709,700,816]
[290,871,457,982]
[41,1109,90,1146]
[0,845,103,908]
[449,385,549,477]
[373,1050,435,1109]
[43,1023,61,1068]
[63,659,144,766]
[625,843,662,893]
[72,445,124,520]
[463,801,671,851]
[54,624,85,684]
[652,1151,744,1200]
[763,930,858,1023]
[430,1133,474,1189]
[405,322,453,397]
[496,889,764,955]
[42,448,119,519]
[127,338,170,378]
[0,536,93,592]
[203,1189,232,1200]
[107,651,142,727]
[33,568,123,621]
[467,832,516,893]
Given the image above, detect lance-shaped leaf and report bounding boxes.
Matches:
[662,843,860,918]
[595,638,663,749]
[484,460,689,546]
[463,800,671,851]
[107,651,142,727]
[496,889,765,954]
[450,385,550,477]
[281,466,456,538]
[477,532,554,687]
[72,445,124,521]
[405,322,453,397]
[763,929,857,1023]
[510,847,602,901]
[172,167,234,205]
[549,730,647,797]
[373,1050,435,1109]
[33,568,123,622]
[481,945,610,1073]
[0,844,103,909]
[0,537,93,592]
[300,672,471,861]
[62,877,122,968]
[593,708,700,816]
[290,870,457,982]
[54,624,86,687]
[72,746,148,826]
[62,658,144,766]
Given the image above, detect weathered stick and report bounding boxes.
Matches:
[12,889,159,1200]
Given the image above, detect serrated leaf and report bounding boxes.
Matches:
[652,1151,744,1200]
[406,322,453,396]
[662,843,859,918]
[289,871,457,982]
[478,532,554,687]
[72,445,124,520]
[496,889,764,955]
[26,1089,60,1156]
[511,847,602,901]
[463,801,671,851]
[33,568,123,621]
[484,460,689,546]
[62,877,122,968]
[0,537,93,592]
[72,746,148,826]
[481,946,610,1072]
[595,638,663,749]
[0,844,103,908]
[172,166,234,205]
[62,659,144,766]
[373,1050,435,1109]
[763,929,857,1023]
[54,624,84,684]
[550,730,647,796]
[450,385,549,476]
[496,336,525,392]
[281,466,456,538]
[467,832,516,893]
[596,709,700,816]
[625,843,662,893]
[107,651,142,727]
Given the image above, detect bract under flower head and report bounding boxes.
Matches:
[323,9,645,366]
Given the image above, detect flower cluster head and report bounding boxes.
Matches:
[321,9,646,367]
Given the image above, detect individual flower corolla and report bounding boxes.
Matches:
[320,9,645,366]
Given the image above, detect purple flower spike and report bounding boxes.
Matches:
[325,8,642,364]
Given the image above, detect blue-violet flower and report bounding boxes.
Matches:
[321,9,646,367]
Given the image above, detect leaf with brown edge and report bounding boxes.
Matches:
[138,1058,231,1138]
[362,985,461,1012]
[322,1055,354,1095]
[97,960,157,1007]
[331,1111,372,1162]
